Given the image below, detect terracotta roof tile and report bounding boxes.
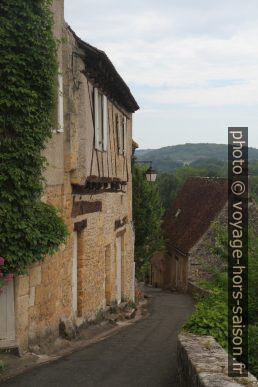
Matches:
[163,177,228,254]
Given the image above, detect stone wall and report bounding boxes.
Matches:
[149,249,188,292]
[177,333,258,387]
[187,282,211,298]
[188,199,258,286]
[14,4,135,352]
[188,205,228,285]
[15,187,134,350]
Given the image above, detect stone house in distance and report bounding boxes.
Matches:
[0,0,139,352]
[150,177,228,291]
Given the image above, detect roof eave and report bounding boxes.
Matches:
[67,25,139,113]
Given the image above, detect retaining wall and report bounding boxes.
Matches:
[177,333,258,387]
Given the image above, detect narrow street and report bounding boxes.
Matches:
[1,288,193,387]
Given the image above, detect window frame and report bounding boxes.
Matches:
[116,113,127,156]
[94,87,108,152]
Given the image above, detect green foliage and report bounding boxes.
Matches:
[133,165,164,279]
[0,360,7,373]
[156,173,179,209]
[141,144,258,209]
[136,143,258,172]
[210,221,228,260]
[156,163,227,209]
[248,229,258,325]
[0,0,67,275]
[157,163,258,210]
[183,288,228,350]
[249,325,258,377]
[184,223,258,378]
[250,175,258,202]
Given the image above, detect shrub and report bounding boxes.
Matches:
[183,288,228,350]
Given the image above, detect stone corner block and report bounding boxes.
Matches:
[29,265,42,287]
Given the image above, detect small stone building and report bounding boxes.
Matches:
[150,251,166,288]
[0,0,139,351]
[150,177,228,292]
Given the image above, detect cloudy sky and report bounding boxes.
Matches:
[65,0,258,149]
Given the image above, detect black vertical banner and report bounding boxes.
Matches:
[228,127,248,377]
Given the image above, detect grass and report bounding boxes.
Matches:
[0,359,7,373]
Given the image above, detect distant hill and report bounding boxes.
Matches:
[135,143,258,172]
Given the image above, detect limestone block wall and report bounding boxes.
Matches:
[14,1,135,352]
[15,178,134,351]
[76,189,134,319]
[15,181,74,351]
[188,205,228,285]
[177,333,258,387]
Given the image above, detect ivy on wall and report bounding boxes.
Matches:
[0,0,67,275]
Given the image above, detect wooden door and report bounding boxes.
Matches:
[116,237,122,304]
[105,245,112,305]
[72,232,78,315]
[0,281,15,344]
[175,257,179,289]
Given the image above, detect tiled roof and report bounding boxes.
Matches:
[67,25,139,113]
[163,177,228,254]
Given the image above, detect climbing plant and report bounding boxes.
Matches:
[0,0,67,276]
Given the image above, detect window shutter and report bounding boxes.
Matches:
[118,115,123,154]
[123,116,127,155]
[115,114,120,154]
[103,95,108,151]
[94,88,100,150]
[57,72,64,132]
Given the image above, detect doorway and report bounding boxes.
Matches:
[105,244,112,306]
[72,231,78,316]
[0,281,15,344]
[116,235,124,304]
[175,256,179,289]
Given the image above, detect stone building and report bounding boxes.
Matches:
[150,177,228,292]
[0,0,139,352]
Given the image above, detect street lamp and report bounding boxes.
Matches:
[135,160,157,182]
[145,165,157,182]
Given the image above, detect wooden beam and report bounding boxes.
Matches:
[72,200,102,217]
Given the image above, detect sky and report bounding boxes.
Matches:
[64,0,258,149]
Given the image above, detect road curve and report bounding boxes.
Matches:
[1,288,193,387]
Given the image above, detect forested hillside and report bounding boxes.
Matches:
[136,143,258,172]
[155,159,258,209]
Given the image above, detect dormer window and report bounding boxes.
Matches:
[94,88,108,151]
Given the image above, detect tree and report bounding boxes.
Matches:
[132,165,164,279]
[156,173,179,210]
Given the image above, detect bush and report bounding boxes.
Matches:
[183,288,228,350]
[184,223,258,378]
[249,324,258,377]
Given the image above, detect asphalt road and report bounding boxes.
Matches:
[1,288,193,387]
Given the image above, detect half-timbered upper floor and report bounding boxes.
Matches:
[44,10,139,194]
